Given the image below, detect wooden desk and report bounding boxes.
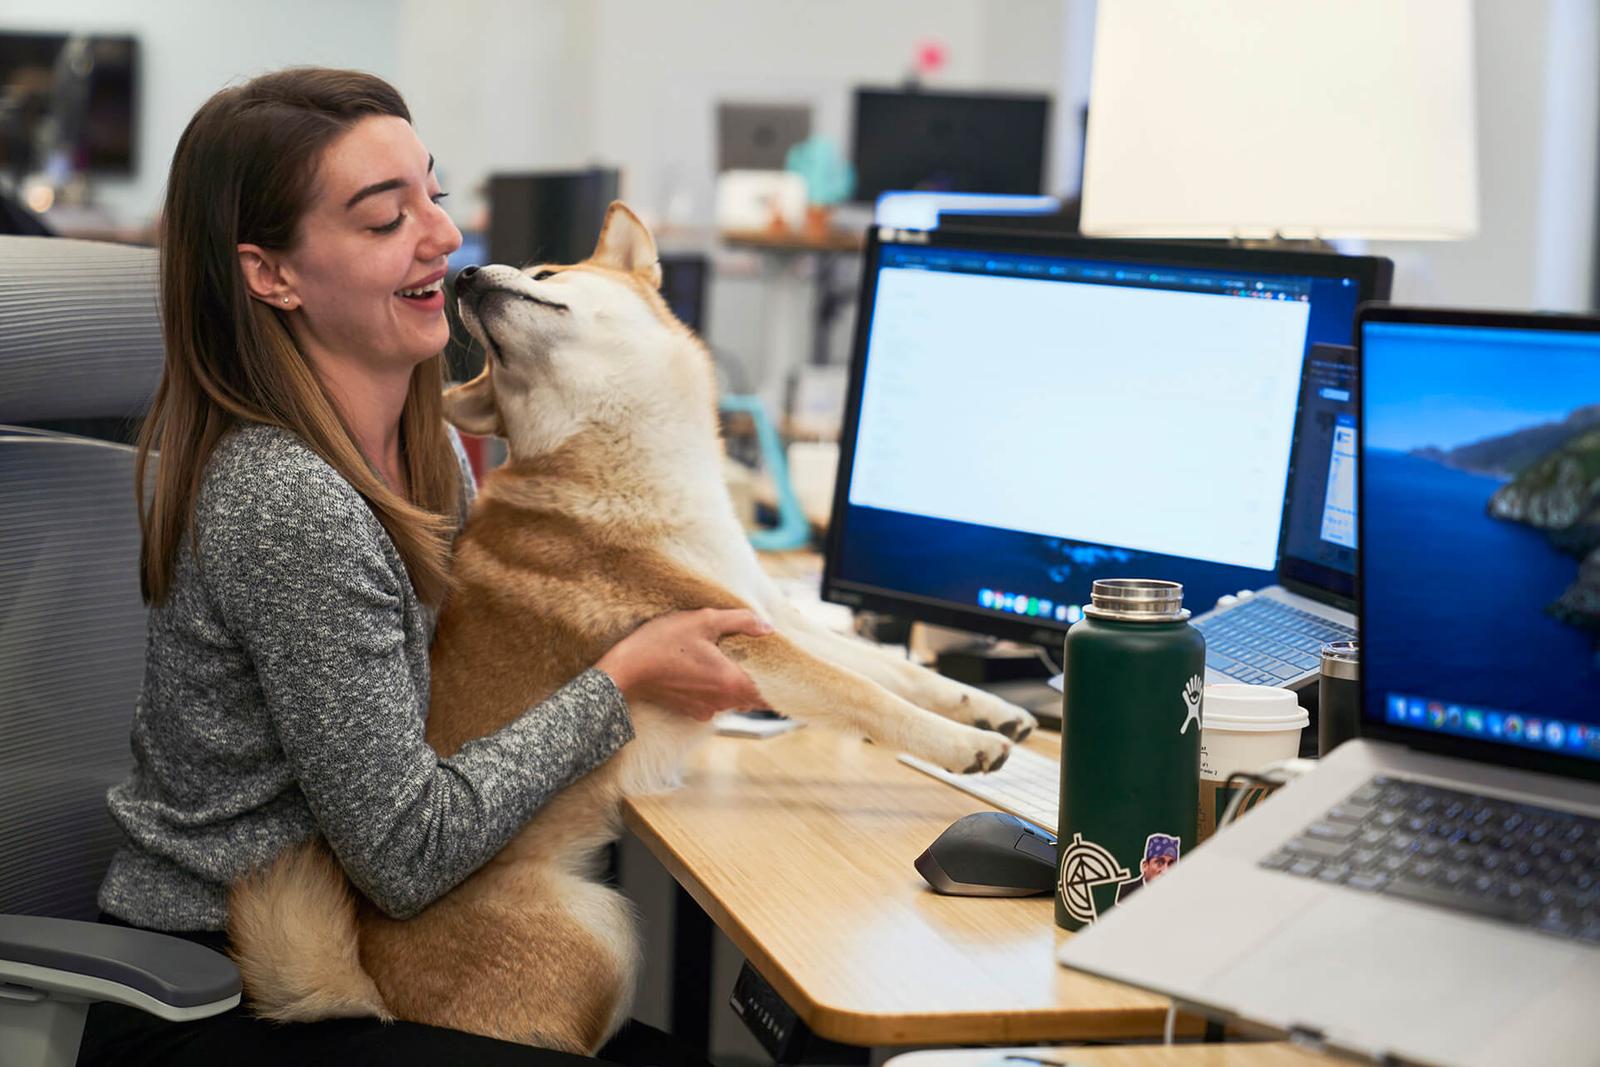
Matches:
[622,727,1193,1047]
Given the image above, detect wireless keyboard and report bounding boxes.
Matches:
[898,745,1060,834]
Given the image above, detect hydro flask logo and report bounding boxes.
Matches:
[1180,675,1203,734]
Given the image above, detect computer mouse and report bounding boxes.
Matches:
[914,811,1058,897]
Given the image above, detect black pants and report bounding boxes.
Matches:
[78,919,710,1067]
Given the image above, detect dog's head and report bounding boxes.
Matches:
[444,201,714,459]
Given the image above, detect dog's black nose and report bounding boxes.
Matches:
[454,266,480,296]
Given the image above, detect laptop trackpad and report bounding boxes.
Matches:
[1208,893,1573,1063]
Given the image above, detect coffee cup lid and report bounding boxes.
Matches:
[1202,683,1309,732]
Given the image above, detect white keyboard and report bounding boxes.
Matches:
[898,745,1060,835]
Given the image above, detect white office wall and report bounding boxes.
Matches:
[395,0,599,227]
[4,0,400,223]
[566,0,1066,226]
[1366,0,1599,311]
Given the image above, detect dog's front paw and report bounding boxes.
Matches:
[963,693,1038,743]
[925,727,1012,775]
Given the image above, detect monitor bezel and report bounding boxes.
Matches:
[1355,303,1600,783]
[820,225,1394,648]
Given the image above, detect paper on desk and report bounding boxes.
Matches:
[713,711,806,739]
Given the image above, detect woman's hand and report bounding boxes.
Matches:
[596,609,773,721]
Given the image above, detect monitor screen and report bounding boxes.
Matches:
[822,229,1391,646]
[1359,312,1600,773]
[851,89,1049,203]
[1277,343,1358,602]
[0,33,137,176]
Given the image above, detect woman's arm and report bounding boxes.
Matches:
[201,460,632,920]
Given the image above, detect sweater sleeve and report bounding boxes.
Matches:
[198,452,633,919]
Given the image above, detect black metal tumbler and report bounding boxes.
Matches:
[1318,641,1360,756]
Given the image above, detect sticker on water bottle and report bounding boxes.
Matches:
[1057,834,1131,925]
[1114,833,1182,903]
[1058,832,1184,923]
[1179,675,1204,734]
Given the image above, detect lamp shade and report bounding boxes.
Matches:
[1081,0,1478,241]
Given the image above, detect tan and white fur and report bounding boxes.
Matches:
[228,202,1036,1053]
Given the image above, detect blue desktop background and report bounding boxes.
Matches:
[829,248,1365,636]
[1362,322,1600,751]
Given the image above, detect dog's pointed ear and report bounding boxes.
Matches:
[591,201,662,289]
[442,369,504,438]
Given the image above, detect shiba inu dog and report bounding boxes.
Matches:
[228,202,1036,1053]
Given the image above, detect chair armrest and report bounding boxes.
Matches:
[0,915,240,1022]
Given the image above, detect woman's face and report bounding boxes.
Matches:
[279,115,461,376]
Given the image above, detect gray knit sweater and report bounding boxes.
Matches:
[98,423,635,931]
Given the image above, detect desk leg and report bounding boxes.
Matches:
[671,883,714,1055]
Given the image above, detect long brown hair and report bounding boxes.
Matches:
[138,67,460,606]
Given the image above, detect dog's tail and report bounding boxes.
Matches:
[227,839,393,1022]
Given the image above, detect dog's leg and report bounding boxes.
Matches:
[719,632,1011,773]
[781,618,1037,742]
[748,580,1037,741]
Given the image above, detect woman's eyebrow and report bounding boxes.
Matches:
[344,154,435,210]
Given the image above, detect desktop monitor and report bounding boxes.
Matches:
[821,227,1392,647]
[1358,307,1600,780]
[850,88,1049,204]
[658,253,710,335]
[488,168,619,268]
[0,33,138,177]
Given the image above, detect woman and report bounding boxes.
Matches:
[80,67,765,1066]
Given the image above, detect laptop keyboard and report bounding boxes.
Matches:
[1194,596,1355,686]
[1263,776,1600,944]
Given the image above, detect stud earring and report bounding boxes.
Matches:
[282,297,290,305]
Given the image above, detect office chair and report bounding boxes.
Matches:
[0,237,240,1067]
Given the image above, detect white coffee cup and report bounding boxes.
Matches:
[1198,683,1309,839]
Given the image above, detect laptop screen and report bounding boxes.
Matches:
[1277,344,1358,603]
[1359,312,1600,774]
[823,229,1390,646]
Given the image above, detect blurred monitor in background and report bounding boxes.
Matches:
[658,253,709,335]
[850,87,1049,204]
[0,33,138,179]
[488,167,619,268]
[717,102,811,173]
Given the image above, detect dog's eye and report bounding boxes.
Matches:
[532,269,559,281]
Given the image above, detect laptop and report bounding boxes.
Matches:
[1057,306,1600,1067]
[1191,342,1359,690]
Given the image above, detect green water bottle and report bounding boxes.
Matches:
[1055,579,1205,931]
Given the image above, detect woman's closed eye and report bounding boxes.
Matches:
[370,191,449,234]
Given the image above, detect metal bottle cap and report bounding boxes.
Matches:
[1321,640,1359,680]
[1082,578,1189,623]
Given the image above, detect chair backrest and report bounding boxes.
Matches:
[0,235,162,918]
[0,235,161,435]
[0,433,149,918]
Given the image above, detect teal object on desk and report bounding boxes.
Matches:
[720,394,810,552]
[785,136,855,206]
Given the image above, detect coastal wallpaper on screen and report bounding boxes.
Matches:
[1364,327,1600,724]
